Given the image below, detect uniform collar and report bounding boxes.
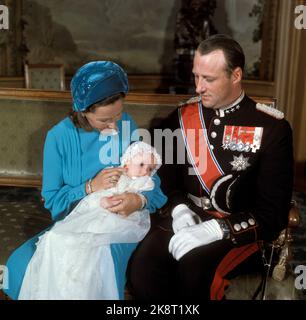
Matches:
[215,91,245,118]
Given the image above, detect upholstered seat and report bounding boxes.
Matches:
[24,64,65,91]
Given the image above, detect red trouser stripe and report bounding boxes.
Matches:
[210,242,260,300]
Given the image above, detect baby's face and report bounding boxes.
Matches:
[125,152,157,178]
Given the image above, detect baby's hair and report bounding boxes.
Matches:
[120,141,162,175]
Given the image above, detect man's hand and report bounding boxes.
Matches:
[168,219,223,260]
[171,204,199,233]
[107,192,143,216]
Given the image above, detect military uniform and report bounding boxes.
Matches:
[160,93,293,245]
[127,93,294,300]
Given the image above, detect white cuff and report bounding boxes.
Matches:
[209,219,224,240]
[171,204,189,217]
[138,193,147,209]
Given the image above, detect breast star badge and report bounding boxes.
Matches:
[230,154,250,171]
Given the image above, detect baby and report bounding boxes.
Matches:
[100,141,160,210]
[18,141,161,300]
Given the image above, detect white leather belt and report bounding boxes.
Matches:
[187,193,212,210]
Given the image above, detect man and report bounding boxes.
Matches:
[127,34,294,300]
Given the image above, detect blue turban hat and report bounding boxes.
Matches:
[71,61,129,112]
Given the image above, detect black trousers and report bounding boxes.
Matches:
[126,214,263,301]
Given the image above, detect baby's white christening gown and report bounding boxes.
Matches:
[18,175,153,300]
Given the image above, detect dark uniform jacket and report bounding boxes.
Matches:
[157,94,294,246]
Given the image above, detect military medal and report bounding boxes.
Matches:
[222,125,263,153]
[230,154,250,171]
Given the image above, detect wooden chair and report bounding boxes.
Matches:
[259,201,300,299]
[24,63,65,91]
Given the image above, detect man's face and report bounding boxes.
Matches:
[192,49,240,109]
[84,99,123,132]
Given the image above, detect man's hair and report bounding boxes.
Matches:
[69,93,125,131]
[197,34,245,77]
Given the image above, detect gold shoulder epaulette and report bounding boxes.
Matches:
[178,95,201,107]
[256,103,284,120]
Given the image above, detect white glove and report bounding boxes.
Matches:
[168,219,223,261]
[171,204,199,233]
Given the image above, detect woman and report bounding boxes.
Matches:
[4,61,167,300]
[18,141,162,300]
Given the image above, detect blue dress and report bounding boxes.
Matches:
[4,113,167,299]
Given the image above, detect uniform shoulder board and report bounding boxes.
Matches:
[178,95,201,107]
[256,103,284,120]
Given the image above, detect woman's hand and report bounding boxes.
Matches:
[100,197,116,209]
[91,167,125,191]
[107,192,143,216]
